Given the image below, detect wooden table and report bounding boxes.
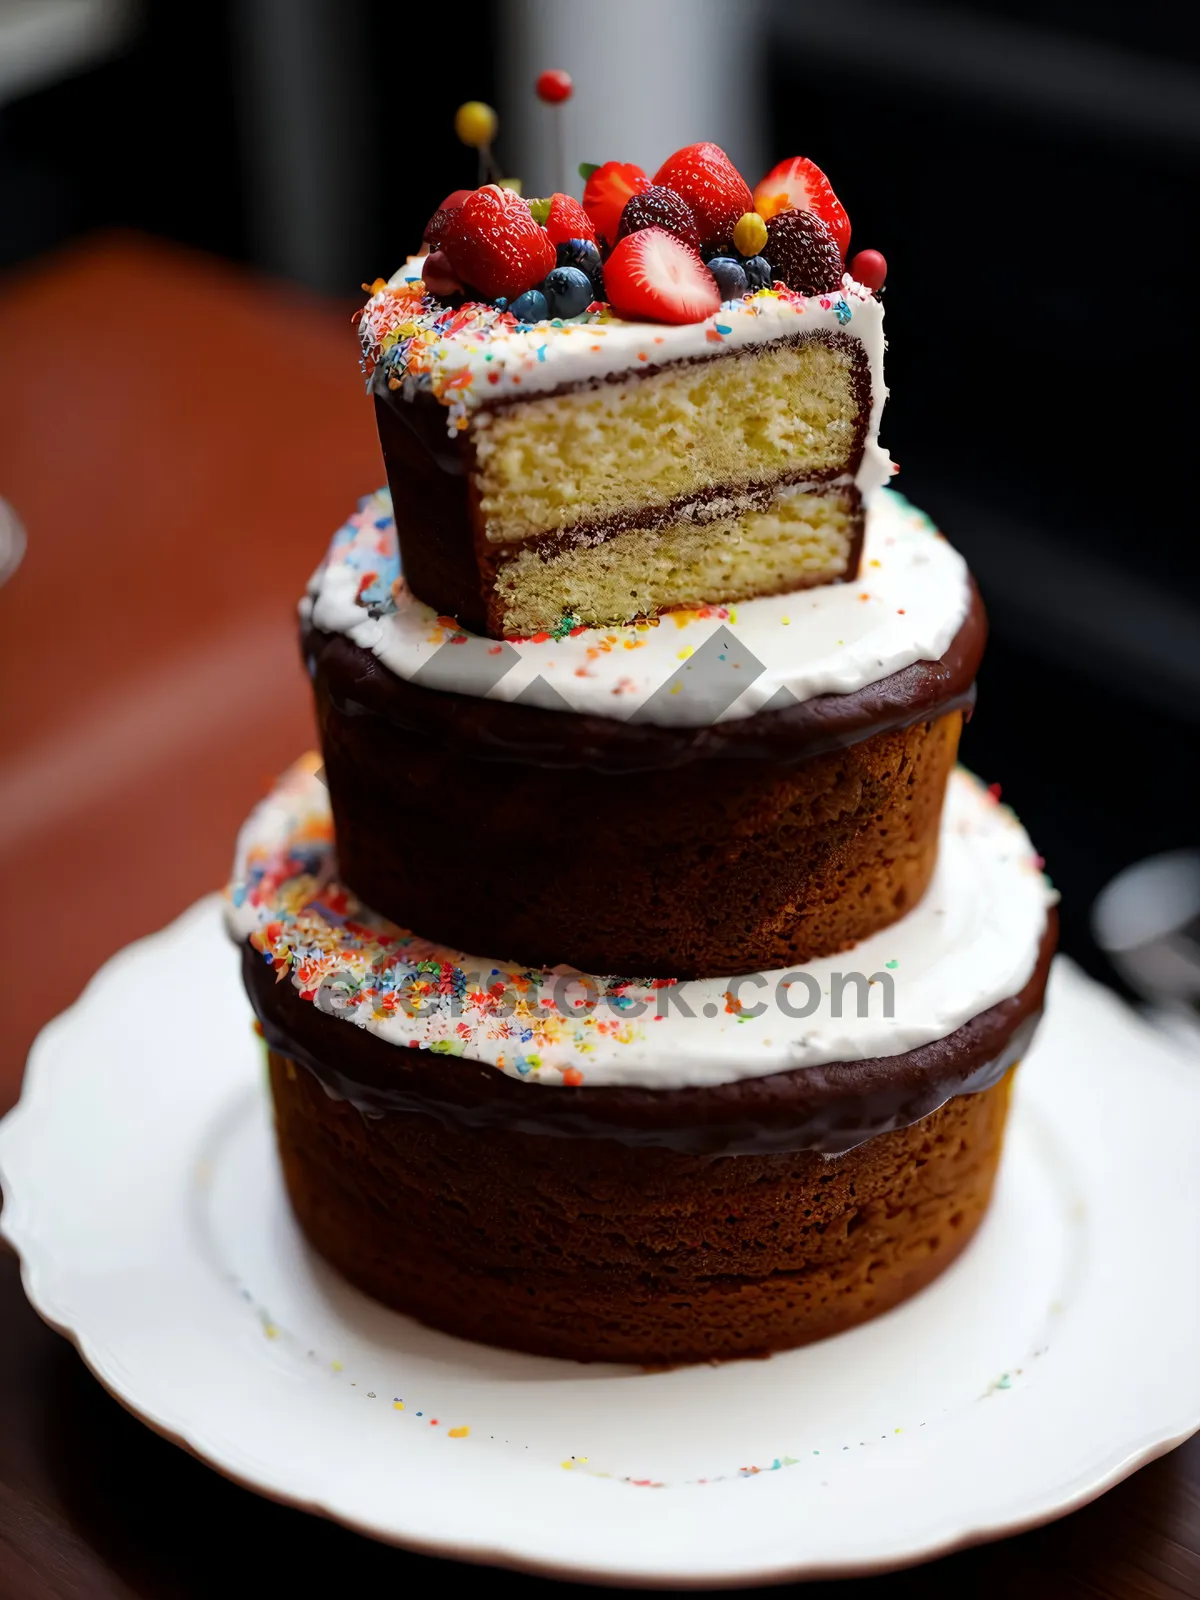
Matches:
[1,238,1198,1598]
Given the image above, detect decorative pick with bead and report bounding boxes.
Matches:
[535,69,573,197]
[455,100,500,186]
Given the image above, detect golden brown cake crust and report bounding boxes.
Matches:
[268,1054,1015,1364]
[323,703,962,977]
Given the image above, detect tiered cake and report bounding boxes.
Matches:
[227,138,1056,1364]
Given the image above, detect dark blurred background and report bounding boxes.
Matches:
[1,0,1198,1005]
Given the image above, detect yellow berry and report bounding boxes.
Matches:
[733,211,768,258]
[454,101,497,149]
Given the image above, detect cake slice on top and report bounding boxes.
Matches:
[358,146,891,639]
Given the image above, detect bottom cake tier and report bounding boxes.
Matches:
[227,760,1056,1365]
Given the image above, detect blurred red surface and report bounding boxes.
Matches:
[0,234,383,1098]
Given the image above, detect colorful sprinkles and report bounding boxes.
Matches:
[356,264,876,437]
[227,757,665,1086]
[223,1266,1056,1491]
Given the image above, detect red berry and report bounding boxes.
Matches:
[423,189,473,246]
[421,250,463,299]
[850,249,887,292]
[582,160,651,246]
[615,185,700,253]
[752,157,851,259]
[603,227,720,325]
[441,184,557,301]
[535,69,573,104]
[543,192,597,246]
[652,142,753,247]
[765,209,844,296]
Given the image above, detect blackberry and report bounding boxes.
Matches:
[615,186,700,254]
[764,209,843,296]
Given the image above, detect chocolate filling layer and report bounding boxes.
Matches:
[242,910,1056,1159]
[303,580,985,776]
[486,479,861,564]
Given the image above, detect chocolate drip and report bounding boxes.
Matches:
[303,581,985,775]
[241,910,1055,1160]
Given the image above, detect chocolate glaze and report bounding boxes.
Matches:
[303,579,986,776]
[374,329,874,637]
[242,909,1056,1159]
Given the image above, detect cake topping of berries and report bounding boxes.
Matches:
[542,265,594,318]
[615,185,700,253]
[753,157,851,259]
[732,210,768,259]
[423,190,472,248]
[706,256,748,301]
[603,226,721,325]
[441,183,556,301]
[653,142,754,247]
[421,250,463,299]
[850,249,888,293]
[582,160,652,246]
[535,192,597,245]
[765,209,845,297]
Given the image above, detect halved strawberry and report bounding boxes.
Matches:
[603,226,720,325]
[441,184,556,301]
[752,157,851,259]
[652,142,753,247]
[582,161,651,246]
[543,192,597,246]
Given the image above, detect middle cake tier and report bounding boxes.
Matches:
[303,489,983,979]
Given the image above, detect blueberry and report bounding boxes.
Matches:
[707,256,749,301]
[542,265,594,318]
[510,288,549,323]
[743,255,772,290]
[492,296,509,311]
[556,237,602,278]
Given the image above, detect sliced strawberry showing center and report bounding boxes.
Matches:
[603,226,721,325]
[752,156,851,258]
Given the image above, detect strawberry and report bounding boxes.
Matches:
[423,189,473,247]
[441,184,556,301]
[542,192,597,246]
[752,157,851,259]
[421,250,463,299]
[616,185,700,252]
[603,227,720,325]
[652,142,753,246]
[582,161,651,245]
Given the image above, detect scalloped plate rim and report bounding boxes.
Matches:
[2,897,1200,1587]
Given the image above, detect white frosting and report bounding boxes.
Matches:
[361,262,892,501]
[226,762,1054,1091]
[302,488,971,727]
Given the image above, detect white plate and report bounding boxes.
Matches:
[3,898,1200,1587]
